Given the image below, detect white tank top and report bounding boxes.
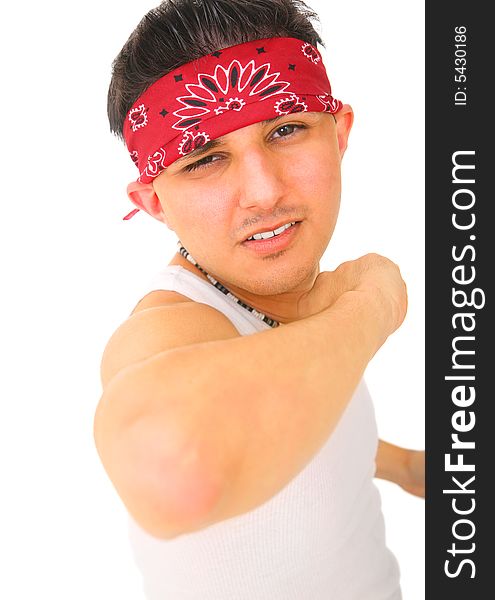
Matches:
[127,265,402,600]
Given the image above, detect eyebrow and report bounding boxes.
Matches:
[173,115,290,167]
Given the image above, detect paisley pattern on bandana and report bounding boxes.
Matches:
[214,97,246,116]
[128,104,148,132]
[178,130,211,156]
[141,147,167,181]
[122,37,343,219]
[274,95,309,115]
[301,42,321,64]
[316,93,343,113]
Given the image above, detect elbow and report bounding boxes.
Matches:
[94,391,225,541]
[126,415,226,540]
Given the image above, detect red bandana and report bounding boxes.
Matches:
[122,36,342,220]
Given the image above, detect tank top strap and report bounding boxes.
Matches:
[138,265,271,336]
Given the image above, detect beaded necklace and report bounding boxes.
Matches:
[177,241,280,328]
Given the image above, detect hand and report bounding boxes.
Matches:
[296,253,408,338]
[399,449,425,499]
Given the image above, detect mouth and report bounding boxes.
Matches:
[241,220,302,254]
[243,220,301,242]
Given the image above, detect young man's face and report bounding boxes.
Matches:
[149,108,353,295]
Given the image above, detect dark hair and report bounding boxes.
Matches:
[107,0,324,140]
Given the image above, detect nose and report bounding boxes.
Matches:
[235,146,286,211]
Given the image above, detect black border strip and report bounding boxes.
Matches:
[426,1,492,596]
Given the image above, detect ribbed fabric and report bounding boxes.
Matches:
[127,265,402,599]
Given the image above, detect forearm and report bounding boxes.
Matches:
[375,439,425,498]
[99,288,388,533]
[374,440,408,486]
[203,290,388,525]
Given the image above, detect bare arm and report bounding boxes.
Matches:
[96,292,389,539]
[94,254,407,539]
[375,440,425,498]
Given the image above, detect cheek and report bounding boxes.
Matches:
[172,185,233,254]
[286,152,341,209]
[184,188,231,231]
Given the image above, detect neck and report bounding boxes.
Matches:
[168,250,319,324]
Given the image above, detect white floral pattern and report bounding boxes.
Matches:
[173,59,291,131]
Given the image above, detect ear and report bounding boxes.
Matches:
[334,103,354,158]
[126,181,172,227]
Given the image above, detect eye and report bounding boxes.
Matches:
[183,154,222,173]
[271,123,306,139]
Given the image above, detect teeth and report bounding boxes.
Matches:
[247,222,296,241]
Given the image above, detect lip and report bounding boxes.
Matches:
[241,221,301,254]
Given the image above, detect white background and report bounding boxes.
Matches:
[0,0,424,598]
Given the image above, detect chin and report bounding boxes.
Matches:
[235,258,319,296]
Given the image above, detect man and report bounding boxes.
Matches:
[94,1,424,597]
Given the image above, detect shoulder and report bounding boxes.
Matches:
[131,289,195,314]
[101,292,241,390]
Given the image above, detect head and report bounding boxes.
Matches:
[108,0,353,295]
